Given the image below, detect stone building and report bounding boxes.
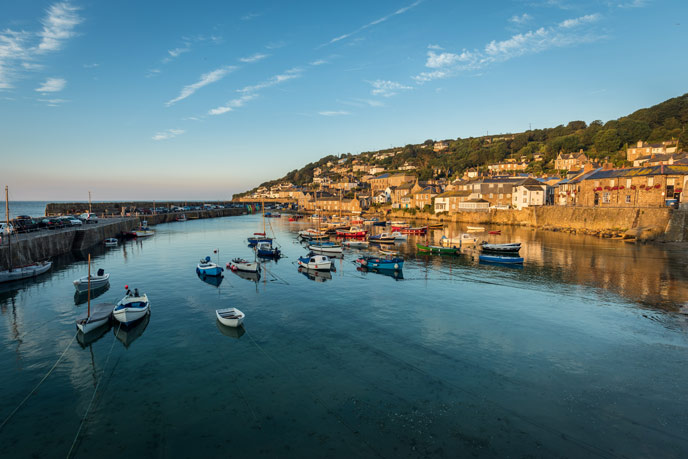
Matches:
[626,140,678,163]
[369,173,416,192]
[555,150,588,171]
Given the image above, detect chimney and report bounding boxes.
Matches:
[603,162,613,171]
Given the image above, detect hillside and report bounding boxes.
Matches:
[234,93,688,198]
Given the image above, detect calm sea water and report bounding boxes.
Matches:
[0,201,51,219]
[1,215,688,458]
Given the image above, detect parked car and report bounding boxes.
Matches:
[11,217,38,233]
[1,222,15,235]
[78,213,98,224]
[40,217,64,229]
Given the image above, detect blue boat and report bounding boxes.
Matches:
[196,256,224,276]
[247,234,272,247]
[356,256,404,270]
[479,254,524,264]
[257,242,281,259]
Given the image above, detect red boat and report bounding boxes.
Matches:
[488,230,501,235]
[398,226,427,235]
[336,226,368,238]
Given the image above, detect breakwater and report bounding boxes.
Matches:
[44,201,239,216]
[1,207,246,270]
[388,207,687,242]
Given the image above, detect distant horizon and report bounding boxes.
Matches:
[2,0,686,200]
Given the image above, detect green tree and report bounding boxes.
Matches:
[593,129,622,154]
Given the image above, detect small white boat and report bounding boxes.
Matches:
[481,242,521,253]
[76,303,113,334]
[132,220,155,238]
[342,240,369,248]
[227,258,260,273]
[390,231,407,241]
[308,242,343,254]
[0,261,52,283]
[389,220,409,227]
[216,307,245,327]
[73,269,110,292]
[113,292,150,324]
[104,238,118,247]
[297,254,332,271]
[466,226,485,232]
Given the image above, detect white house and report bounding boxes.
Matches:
[373,191,390,204]
[512,184,548,210]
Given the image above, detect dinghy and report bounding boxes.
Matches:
[369,233,396,244]
[355,256,404,270]
[416,243,459,254]
[132,221,155,238]
[335,226,367,238]
[104,238,118,247]
[73,268,110,292]
[390,231,407,241]
[227,258,260,273]
[256,241,281,258]
[297,254,332,271]
[481,242,521,254]
[308,241,343,254]
[215,308,245,327]
[75,254,113,334]
[479,254,524,264]
[113,289,150,325]
[0,260,52,283]
[467,226,485,232]
[342,240,369,248]
[197,256,224,276]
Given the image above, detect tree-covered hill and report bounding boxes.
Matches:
[235,92,688,197]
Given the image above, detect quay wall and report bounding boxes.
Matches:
[386,207,683,241]
[44,201,240,216]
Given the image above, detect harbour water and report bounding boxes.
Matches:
[0,201,52,219]
[1,214,688,457]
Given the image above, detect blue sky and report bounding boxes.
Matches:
[1,0,686,200]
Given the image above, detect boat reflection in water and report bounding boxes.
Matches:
[216,320,246,339]
[357,266,404,281]
[114,311,150,348]
[478,260,524,270]
[74,282,110,305]
[232,270,261,283]
[298,267,332,282]
[197,271,224,287]
[77,322,112,348]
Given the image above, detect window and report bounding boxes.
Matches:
[489,193,493,198]
[523,190,527,195]
[626,179,631,188]
[523,198,527,203]
[499,194,503,199]
[610,180,615,187]
[602,192,610,204]
[625,195,631,203]
[648,177,654,186]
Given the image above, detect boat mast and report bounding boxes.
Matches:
[5,186,11,272]
[262,198,266,235]
[87,253,91,319]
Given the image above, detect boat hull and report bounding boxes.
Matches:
[216,308,245,327]
[73,274,110,292]
[114,295,150,325]
[0,261,52,284]
[416,243,458,254]
[357,257,404,270]
[197,264,224,276]
[479,255,524,264]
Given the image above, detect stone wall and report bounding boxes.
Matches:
[45,201,237,216]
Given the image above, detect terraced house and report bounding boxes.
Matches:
[577,165,688,207]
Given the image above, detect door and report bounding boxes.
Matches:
[594,193,599,206]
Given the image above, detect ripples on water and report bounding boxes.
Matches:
[1,215,688,458]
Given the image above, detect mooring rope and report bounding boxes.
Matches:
[0,331,78,432]
[65,322,122,458]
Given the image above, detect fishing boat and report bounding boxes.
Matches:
[481,242,521,253]
[197,256,224,276]
[479,254,524,264]
[363,217,379,225]
[297,254,332,271]
[104,238,118,247]
[176,214,187,222]
[298,228,328,240]
[226,258,260,273]
[390,231,407,241]
[389,220,408,228]
[467,226,485,232]
[73,268,110,292]
[355,256,404,270]
[256,241,281,259]
[308,241,343,254]
[369,233,396,244]
[336,225,367,238]
[113,289,150,325]
[248,200,274,246]
[440,234,476,246]
[0,187,53,284]
[75,254,113,334]
[416,243,459,254]
[215,308,245,327]
[132,220,155,237]
[397,226,427,235]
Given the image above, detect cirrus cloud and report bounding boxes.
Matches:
[35,77,66,92]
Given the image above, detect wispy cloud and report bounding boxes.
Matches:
[617,0,648,7]
[208,94,257,115]
[242,12,262,21]
[168,45,190,58]
[152,128,185,141]
[238,68,302,94]
[36,2,82,53]
[339,98,385,108]
[35,77,66,92]
[369,80,412,97]
[509,13,533,24]
[427,44,443,50]
[321,0,424,47]
[166,66,235,106]
[38,97,67,106]
[319,110,350,116]
[239,53,269,63]
[0,2,81,90]
[265,40,286,50]
[414,13,604,83]
[146,68,161,78]
[310,59,328,66]
[82,63,99,68]
[559,13,600,28]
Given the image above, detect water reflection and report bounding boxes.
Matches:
[357,266,404,281]
[114,312,150,348]
[74,282,110,305]
[77,322,112,348]
[232,270,261,283]
[298,267,333,282]
[196,271,224,288]
[215,320,245,339]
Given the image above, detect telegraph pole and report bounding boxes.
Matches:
[88,191,92,213]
